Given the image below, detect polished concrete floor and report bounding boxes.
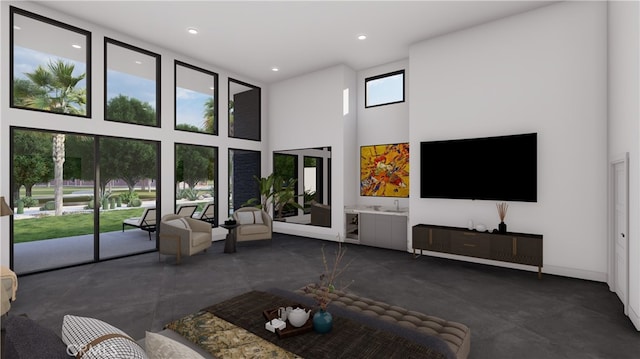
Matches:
[6,233,640,359]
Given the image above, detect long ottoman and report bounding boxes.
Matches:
[294,287,471,359]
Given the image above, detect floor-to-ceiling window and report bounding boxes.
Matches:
[7,5,262,273]
[175,143,218,226]
[10,128,160,274]
[11,129,95,273]
[98,136,159,259]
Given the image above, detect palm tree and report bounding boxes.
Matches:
[203,97,215,134]
[22,60,86,115]
[21,59,86,215]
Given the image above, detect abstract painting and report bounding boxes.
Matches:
[360,143,409,197]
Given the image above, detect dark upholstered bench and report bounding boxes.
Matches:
[294,287,471,359]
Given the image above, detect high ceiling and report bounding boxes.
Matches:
[36,1,556,84]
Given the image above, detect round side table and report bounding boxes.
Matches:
[220,223,240,253]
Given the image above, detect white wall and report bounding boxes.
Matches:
[608,0,640,330]
[409,1,608,281]
[356,59,410,209]
[0,1,267,266]
[268,64,356,240]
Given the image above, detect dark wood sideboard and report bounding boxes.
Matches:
[412,224,543,278]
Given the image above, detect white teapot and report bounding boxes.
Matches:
[287,307,310,327]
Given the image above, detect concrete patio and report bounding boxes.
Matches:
[13,229,157,274]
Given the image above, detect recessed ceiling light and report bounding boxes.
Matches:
[135,61,142,65]
[271,67,279,72]
[187,27,198,35]
[72,44,82,49]
[357,34,367,40]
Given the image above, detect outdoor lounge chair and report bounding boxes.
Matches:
[175,204,197,218]
[122,207,157,240]
[193,202,215,225]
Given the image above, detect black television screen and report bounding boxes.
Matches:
[420,133,537,202]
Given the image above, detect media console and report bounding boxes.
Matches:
[412,224,543,278]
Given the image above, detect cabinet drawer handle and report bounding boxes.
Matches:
[463,243,476,247]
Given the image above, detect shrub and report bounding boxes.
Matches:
[119,191,139,204]
[40,201,55,211]
[21,196,39,208]
[85,197,101,210]
[129,198,142,207]
[177,188,198,201]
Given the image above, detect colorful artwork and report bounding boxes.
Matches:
[360,143,409,197]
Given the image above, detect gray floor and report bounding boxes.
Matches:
[6,233,640,359]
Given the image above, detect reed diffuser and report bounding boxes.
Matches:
[496,202,508,233]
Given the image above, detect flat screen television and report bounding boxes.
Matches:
[420,133,537,202]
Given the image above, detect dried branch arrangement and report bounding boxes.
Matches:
[304,236,354,310]
[496,202,509,222]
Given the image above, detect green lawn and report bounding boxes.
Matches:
[13,208,147,243]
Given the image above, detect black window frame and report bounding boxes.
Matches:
[174,60,219,135]
[10,6,92,118]
[104,37,161,128]
[228,78,262,141]
[364,69,405,108]
[174,142,219,227]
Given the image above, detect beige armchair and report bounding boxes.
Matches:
[159,214,212,264]
[1,266,17,316]
[232,207,272,243]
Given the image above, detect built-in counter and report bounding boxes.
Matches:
[344,206,409,251]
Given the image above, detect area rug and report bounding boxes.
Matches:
[166,311,301,359]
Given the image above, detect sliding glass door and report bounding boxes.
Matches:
[10,128,159,274]
[12,129,95,273]
[98,137,158,259]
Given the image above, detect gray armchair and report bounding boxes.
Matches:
[159,214,212,264]
[232,207,272,243]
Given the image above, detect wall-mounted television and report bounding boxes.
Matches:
[420,133,537,202]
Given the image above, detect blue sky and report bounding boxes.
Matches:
[367,73,404,106]
[14,46,87,90]
[176,87,212,131]
[16,46,213,128]
[106,70,156,110]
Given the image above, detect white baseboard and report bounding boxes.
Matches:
[542,265,607,282]
[630,306,640,331]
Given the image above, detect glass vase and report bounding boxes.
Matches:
[312,309,333,333]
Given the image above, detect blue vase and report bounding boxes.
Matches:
[312,309,333,333]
